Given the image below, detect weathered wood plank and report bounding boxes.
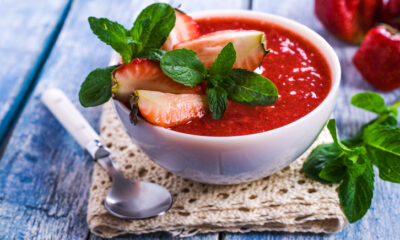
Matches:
[222,1,400,240]
[0,0,71,148]
[0,0,248,239]
[0,0,152,239]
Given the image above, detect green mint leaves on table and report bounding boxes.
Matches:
[303,92,400,223]
[160,42,278,119]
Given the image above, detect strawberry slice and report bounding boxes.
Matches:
[112,58,202,102]
[133,90,208,127]
[161,9,200,51]
[174,30,267,71]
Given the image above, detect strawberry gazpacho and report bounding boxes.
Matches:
[79,3,331,137]
[171,16,332,136]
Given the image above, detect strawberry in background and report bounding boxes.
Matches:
[381,0,400,29]
[315,0,381,43]
[352,25,400,91]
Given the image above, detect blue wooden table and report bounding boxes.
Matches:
[0,0,399,239]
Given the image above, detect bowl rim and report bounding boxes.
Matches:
[113,9,341,142]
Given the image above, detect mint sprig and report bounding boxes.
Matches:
[88,3,174,63]
[80,3,175,107]
[303,92,400,223]
[160,42,278,119]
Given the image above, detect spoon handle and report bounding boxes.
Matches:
[41,88,101,157]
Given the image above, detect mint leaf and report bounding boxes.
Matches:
[351,92,389,115]
[228,69,278,105]
[326,119,354,153]
[339,159,374,223]
[210,42,236,76]
[367,145,400,183]
[208,75,235,90]
[327,119,366,157]
[130,3,175,50]
[136,48,166,61]
[318,156,345,183]
[303,143,344,183]
[303,136,363,184]
[128,17,150,54]
[160,49,207,87]
[79,66,118,107]
[88,17,132,63]
[364,124,400,183]
[207,87,228,120]
[388,106,398,117]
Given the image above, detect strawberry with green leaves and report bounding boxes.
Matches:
[79,3,177,107]
[160,43,277,120]
[79,2,277,127]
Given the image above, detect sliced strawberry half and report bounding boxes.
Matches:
[174,30,267,71]
[161,9,200,51]
[112,58,202,102]
[133,90,208,127]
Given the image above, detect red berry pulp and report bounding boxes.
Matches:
[170,16,332,136]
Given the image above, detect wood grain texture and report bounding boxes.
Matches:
[0,0,246,239]
[221,1,400,240]
[0,0,71,147]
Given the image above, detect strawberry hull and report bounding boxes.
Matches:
[353,25,400,91]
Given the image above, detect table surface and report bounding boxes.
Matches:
[0,0,399,239]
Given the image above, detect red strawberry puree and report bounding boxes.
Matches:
[170,16,332,136]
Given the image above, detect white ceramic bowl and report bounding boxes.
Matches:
[112,10,341,184]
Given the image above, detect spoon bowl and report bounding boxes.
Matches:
[105,170,173,219]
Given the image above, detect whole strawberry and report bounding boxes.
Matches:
[315,0,381,43]
[381,0,400,29]
[353,25,400,91]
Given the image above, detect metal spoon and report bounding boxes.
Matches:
[41,88,172,219]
